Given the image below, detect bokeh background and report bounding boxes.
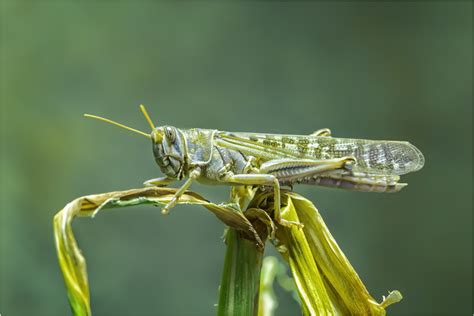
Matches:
[1,1,472,316]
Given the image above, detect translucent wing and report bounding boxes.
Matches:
[216,131,424,176]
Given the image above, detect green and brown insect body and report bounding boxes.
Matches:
[85,106,424,227]
[149,127,424,225]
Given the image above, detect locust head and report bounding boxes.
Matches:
[151,126,185,179]
[83,105,186,180]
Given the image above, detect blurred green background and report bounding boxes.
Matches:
[1,1,471,316]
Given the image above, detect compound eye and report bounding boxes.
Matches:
[165,127,176,143]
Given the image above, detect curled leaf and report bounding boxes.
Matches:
[54,187,264,316]
[275,196,335,315]
[276,192,402,315]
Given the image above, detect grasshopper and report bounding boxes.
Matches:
[84,105,424,227]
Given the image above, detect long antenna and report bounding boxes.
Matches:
[140,104,156,130]
[83,114,151,139]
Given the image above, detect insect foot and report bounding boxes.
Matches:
[277,218,304,230]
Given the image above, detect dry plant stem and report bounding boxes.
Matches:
[218,229,264,316]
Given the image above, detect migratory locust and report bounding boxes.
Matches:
[84,105,424,228]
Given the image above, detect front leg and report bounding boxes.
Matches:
[161,169,201,214]
[225,173,303,228]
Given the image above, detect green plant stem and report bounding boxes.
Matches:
[217,228,264,316]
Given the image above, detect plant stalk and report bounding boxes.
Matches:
[217,228,264,316]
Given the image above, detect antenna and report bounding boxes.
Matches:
[83,114,151,139]
[140,104,156,131]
